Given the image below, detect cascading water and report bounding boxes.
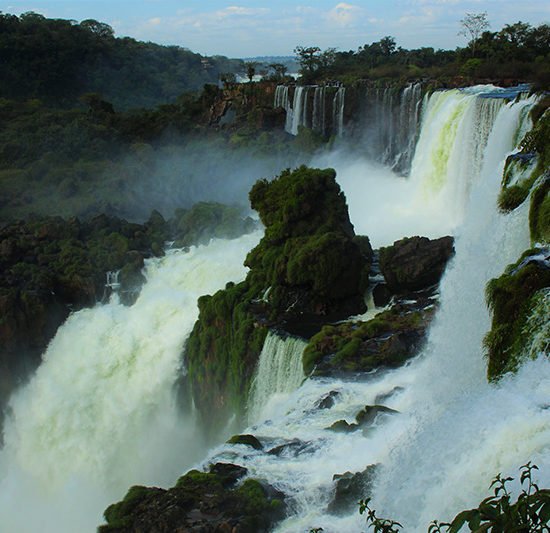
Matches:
[332,87,346,137]
[247,332,307,424]
[201,87,548,532]
[274,85,293,133]
[0,231,262,533]
[2,85,547,533]
[312,86,326,136]
[357,83,424,174]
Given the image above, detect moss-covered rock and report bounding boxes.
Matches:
[303,305,435,375]
[529,175,549,244]
[185,166,370,434]
[98,466,285,533]
[485,248,550,380]
[171,201,257,247]
[227,434,264,450]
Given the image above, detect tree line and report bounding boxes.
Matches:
[294,18,550,86]
[0,11,243,109]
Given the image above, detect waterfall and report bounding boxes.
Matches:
[358,84,424,175]
[312,86,326,136]
[332,87,346,137]
[206,87,547,533]
[290,86,311,135]
[274,85,293,133]
[247,332,307,423]
[0,231,262,533]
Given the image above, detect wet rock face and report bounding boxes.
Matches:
[327,464,379,515]
[379,235,454,293]
[98,466,286,533]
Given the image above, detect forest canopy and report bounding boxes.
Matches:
[0,11,243,109]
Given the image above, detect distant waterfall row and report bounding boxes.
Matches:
[274,83,424,174]
[274,85,346,137]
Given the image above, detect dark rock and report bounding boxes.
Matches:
[379,235,454,293]
[99,470,286,533]
[372,282,392,307]
[315,390,340,410]
[374,386,404,405]
[304,305,436,376]
[227,434,263,450]
[268,439,310,457]
[327,464,379,515]
[208,463,248,488]
[355,405,398,427]
[326,419,358,433]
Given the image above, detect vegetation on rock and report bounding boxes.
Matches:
[484,249,550,380]
[99,465,285,532]
[303,306,435,375]
[185,166,370,434]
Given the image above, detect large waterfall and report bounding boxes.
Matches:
[1,85,547,533]
[0,232,261,532]
[208,86,548,532]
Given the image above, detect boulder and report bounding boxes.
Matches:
[327,464,379,515]
[227,434,263,450]
[99,470,286,533]
[379,235,454,292]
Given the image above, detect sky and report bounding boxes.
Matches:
[1,1,549,57]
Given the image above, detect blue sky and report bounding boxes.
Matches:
[1,1,549,57]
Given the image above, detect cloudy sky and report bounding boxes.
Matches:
[1,1,549,57]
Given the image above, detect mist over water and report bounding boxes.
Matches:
[0,86,547,533]
[0,231,261,533]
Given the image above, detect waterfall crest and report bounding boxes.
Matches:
[248,332,306,423]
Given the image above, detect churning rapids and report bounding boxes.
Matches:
[1,85,548,532]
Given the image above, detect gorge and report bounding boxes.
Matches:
[0,81,548,533]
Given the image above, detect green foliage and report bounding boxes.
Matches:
[429,463,550,532]
[529,178,550,244]
[0,12,243,109]
[303,308,431,374]
[295,21,549,86]
[185,279,268,432]
[484,252,550,380]
[361,464,550,533]
[498,184,530,212]
[360,498,403,532]
[101,485,152,530]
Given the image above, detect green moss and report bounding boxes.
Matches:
[175,469,223,490]
[303,308,431,374]
[227,434,263,450]
[485,252,550,380]
[101,485,152,530]
[529,178,550,243]
[498,184,530,212]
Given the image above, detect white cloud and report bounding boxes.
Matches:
[328,3,363,26]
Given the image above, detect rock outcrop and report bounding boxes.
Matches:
[379,235,454,293]
[185,166,370,435]
[98,464,285,533]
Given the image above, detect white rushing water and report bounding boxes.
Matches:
[248,332,307,424]
[2,85,547,533]
[207,87,549,532]
[0,231,262,533]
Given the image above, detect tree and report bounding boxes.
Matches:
[459,12,490,56]
[268,63,288,80]
[244,61,257,82]
[294,46,322,76]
